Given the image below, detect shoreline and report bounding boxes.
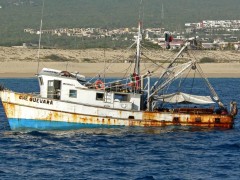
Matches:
[0,62,240,78]
[1,47,240,78]
[1,73,240,78]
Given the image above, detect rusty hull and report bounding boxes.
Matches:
[2,101,234,129]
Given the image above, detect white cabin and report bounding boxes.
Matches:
[37,68,144,111]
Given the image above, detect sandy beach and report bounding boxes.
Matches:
[0,46,240,78]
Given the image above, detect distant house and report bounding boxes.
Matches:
[170,39,184,49]
[158,39,184,49]
[202,43,216,50]
[229,36,238,41]
[218,42,228,50]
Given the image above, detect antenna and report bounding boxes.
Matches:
[161,2,164,27]
[138,0,143,21]
[134,0,144,75]
[134,21,142,75]
[138,0,145,25]
[36,0,45,74]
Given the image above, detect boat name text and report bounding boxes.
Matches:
[19,95,53,105]
[63,83,74,86]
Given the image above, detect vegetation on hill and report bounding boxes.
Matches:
[0,0,239,48]
[199,57,216,63]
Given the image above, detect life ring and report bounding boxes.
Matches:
[60,71,71,77]
[95,80,105,90]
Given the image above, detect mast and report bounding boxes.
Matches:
[134,21,142,75]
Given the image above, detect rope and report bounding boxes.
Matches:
[85,41,140,84]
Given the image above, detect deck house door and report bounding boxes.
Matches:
[47,80,61,99]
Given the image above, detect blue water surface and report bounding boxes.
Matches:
[0,78,240,179]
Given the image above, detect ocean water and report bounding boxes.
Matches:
[0,78,240,179]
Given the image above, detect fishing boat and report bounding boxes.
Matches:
[0,22,238,131]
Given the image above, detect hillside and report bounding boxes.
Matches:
[0,0,239,47]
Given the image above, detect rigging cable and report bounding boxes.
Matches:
[187,50,198,95]
[86,46,135,84]
[196,63,224,108]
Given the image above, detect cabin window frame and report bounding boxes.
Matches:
[96,93,104,101]
[48,81,54,87]
[47,80,61,99]
[114,93,129,102]
[69,89,77,98]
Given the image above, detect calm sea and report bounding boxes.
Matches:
[0,78,240,179]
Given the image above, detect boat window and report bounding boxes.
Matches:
[96,93,104,101]
[69,90,77,98]
[48,81,54,86]
[39,77,43,85]
[114,93,128,102]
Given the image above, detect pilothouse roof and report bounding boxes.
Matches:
[39,68,86,82]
